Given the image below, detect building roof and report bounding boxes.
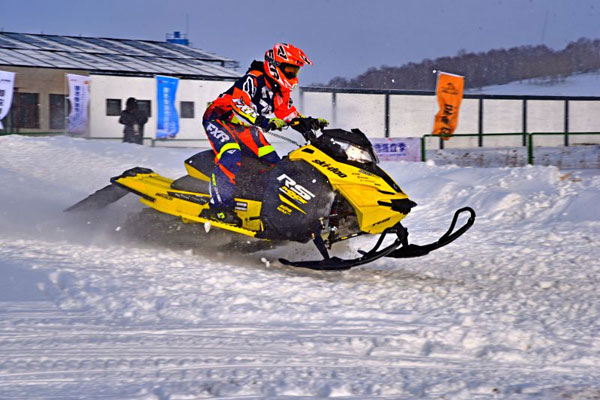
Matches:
[0,31,241,79]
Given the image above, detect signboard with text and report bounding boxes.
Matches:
[67,74,91,135]
[371,137,421,162]
[156,75,180,138]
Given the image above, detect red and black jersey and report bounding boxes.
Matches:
[207,61,299,126]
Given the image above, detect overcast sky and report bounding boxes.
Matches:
[1,0,599,84]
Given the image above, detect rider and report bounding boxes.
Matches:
[199,43,328,226]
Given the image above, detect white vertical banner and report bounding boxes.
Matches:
[66,74,90,135]
[0,70,16,130]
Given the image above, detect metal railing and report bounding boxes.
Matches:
[4,130,597,167]
[421,133,524,162]
[299,87,600,147]
[421,132,600,164]
[527,132,600,165]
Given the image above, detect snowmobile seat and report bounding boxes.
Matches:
[171,151,275,201]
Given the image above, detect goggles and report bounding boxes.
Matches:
[280,63,300,79]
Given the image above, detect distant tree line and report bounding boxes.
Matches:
[320,38,600,90]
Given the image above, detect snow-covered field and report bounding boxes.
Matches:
[466,71,600,96]
[1,135,599,399]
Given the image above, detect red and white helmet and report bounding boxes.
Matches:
[264,43,312,91]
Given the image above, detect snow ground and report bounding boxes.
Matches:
[0,135,599,399]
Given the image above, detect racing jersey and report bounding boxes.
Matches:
[207,61,300,127]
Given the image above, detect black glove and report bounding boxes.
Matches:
[311,117,329,130]
[268,117,286,131]
[291,116,328,131]
[290,118,316,141]
[256,116,285,131]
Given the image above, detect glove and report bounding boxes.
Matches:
[268,117,286,131]
[295,114,329,130]
[291,117,328,131]
[255,116,285,131]
[290,118,317,142]
[312,117,329,130]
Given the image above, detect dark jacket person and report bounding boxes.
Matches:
[119,98,148,144]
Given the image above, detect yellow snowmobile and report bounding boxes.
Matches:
[67,119,475,270]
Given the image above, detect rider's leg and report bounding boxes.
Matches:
[236,125,281,164]
[201,119,243,225]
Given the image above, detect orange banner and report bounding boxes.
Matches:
[433,71,464,140]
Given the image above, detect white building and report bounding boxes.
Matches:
[0,31,240,142]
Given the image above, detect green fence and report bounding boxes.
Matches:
[527,132,600,165]
[421,132,600,165]
[4,130,598,166]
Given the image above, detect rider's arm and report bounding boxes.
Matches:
[229,75,262,125]
[229,74,283,130]
[276,92,329,129]
[273,91,299,122]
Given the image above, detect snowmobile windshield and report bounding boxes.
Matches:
[314,129,380,167]
[329,138,378,164]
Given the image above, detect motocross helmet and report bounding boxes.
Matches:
[264,43,312,91]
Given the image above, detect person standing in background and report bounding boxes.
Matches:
[119,97,148,144]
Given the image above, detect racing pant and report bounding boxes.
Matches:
[202,107,280,209]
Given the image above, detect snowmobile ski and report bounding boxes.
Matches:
[279,225,406,271]
[278,207,475,271]
[386,207,475,258]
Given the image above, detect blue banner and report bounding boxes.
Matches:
[156,76,179,138]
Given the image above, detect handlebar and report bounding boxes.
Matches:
[263,117,325,146]
[288,117,325,143]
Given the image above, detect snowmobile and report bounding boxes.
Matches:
[67,118,475,271]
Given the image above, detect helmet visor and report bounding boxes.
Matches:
[281,63,300,79]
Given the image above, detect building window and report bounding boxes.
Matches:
[15,93,40,129]
[137,100,151,118]
[106,99,121,116]
[49,94,66,130]
[180,101,194,118]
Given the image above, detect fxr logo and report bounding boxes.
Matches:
[206,123,229,143]
[277,174,315,201]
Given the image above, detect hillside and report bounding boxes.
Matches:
[324,38,600,91]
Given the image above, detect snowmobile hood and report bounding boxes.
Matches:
[289,144,411,233]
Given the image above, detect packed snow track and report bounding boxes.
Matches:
[1,136,599,399]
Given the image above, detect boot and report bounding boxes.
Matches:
[200,206,242,227]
